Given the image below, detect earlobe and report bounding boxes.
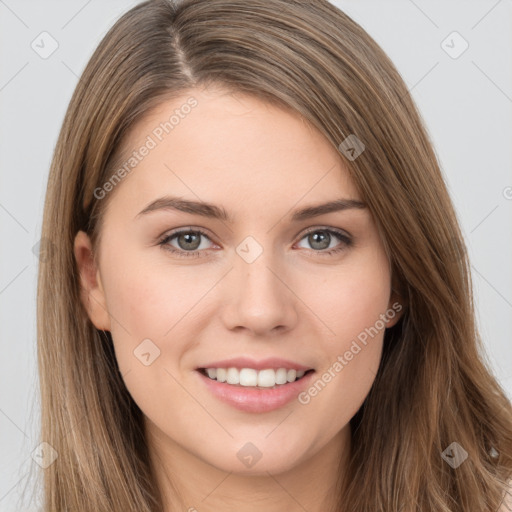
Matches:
[385,285,405,329]
[385,303,403,329]
[73,230,111,331]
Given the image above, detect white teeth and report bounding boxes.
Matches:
[202,367,309,387]
[257,369,276,387]
[226,367,239,384]
[275,368,288,385]
[239,368,257,386]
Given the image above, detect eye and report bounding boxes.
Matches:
[158,228,217,259]
[158,226,353,259]
[295,227,352,256]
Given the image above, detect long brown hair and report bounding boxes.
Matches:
[36,0,512,510]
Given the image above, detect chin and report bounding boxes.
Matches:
[200,437,309,476]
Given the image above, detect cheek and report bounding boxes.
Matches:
[100,256,218,370]
[300,335,383,448]
[99,261,170,370]
[300,296,386,443]
[100,265,195,419]
[300,254,390,421]
[314,256,391,342]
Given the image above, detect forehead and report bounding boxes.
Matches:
[106,86,361,214]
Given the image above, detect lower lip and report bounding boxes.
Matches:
[196,370,315,413]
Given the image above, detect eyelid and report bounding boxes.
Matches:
[158,225,217,243]
[295,225,352,241]
[157,227,220,250]
[158,225,351,244]
[158,225,353,257]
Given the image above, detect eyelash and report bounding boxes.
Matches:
[157,226,353,259]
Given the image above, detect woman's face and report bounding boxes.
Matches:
[75,86,402,476]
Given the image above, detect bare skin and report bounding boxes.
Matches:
[74,85,402,512]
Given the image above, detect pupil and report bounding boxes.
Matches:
[179,232,200,250]
[310,231,330,250]
[176,231,332,252]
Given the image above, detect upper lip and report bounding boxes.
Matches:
[197,357,313,372]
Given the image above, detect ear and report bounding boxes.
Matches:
[73,230,111,331]
[385,274,405,329]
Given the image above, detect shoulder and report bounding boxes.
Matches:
[498,479,512,512]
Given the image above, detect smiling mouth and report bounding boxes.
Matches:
[197,367,315,388]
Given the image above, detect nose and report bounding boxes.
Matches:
[219,249,299,337]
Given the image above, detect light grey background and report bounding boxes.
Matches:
[1,0,511,509]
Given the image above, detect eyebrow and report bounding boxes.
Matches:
[135,195,367,222]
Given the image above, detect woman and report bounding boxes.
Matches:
[37,0,512,510]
